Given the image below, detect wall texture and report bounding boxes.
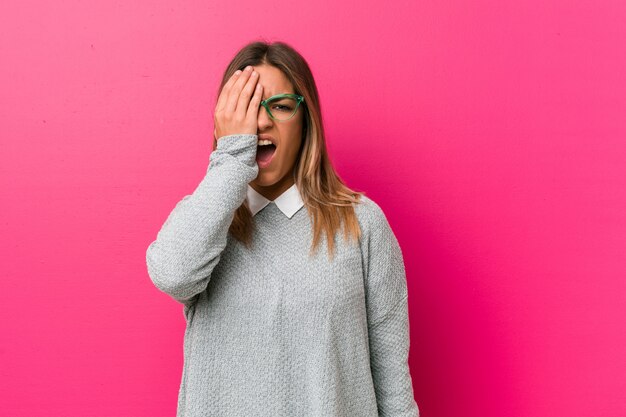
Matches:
[1,0,625,416]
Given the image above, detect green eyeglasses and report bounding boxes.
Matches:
[259,93,305,122]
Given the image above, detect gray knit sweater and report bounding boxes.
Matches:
[146,134,420,417]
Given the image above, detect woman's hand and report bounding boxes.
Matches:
[214,65,263,142]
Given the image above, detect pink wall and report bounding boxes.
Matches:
[1,0,625,415]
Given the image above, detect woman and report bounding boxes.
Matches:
[146,40,420,417]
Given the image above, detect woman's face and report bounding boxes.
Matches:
[249,64,304,198]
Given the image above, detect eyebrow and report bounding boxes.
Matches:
[262,92,294,100]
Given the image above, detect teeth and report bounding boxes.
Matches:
[257,139,274,146]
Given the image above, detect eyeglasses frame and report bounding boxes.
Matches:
[259,93,305,122]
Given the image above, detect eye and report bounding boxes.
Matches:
[272,104,294,112]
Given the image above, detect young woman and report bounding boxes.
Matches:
[146,40,420,417]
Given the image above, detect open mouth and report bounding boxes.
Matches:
[256,143,277,167]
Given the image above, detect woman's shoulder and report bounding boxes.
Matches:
[351,193,404,264]
[352,193,393,235]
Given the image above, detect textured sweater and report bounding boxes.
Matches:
[145,134,420,417]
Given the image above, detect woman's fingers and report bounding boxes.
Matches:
[246,82,263,121]
[213,65,262,140]
[235,68,259,115]
[225,66,254,114]
[215,70,241,112]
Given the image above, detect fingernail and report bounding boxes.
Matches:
[234,70,242,75]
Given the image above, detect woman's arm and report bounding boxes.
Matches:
[363,202,420,417]
[145,134,258,306]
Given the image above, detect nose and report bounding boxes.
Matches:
[257,103,273,131]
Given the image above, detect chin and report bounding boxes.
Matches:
[252,173,279,187]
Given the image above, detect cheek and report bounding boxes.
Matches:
[281,141,298,161]
[278,139,301,165]
[278,127,303,158]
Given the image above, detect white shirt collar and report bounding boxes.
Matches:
[246,183,305,219]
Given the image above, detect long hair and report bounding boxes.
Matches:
[212,40,365,260]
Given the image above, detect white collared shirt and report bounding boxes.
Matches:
[245,183,305,219]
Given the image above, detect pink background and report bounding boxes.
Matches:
[1,0,625,416]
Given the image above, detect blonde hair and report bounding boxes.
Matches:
[212,40,365,261]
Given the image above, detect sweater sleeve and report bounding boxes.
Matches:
[145,134,259,307]
[364,202,420,417]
